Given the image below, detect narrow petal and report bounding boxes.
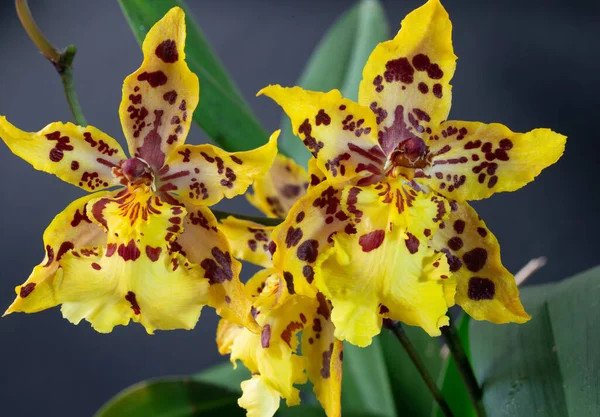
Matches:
[173,200,258,331]
[238,376,281,417]
[119,7,199,170]
[429,200,530,323]
[316,183,453,346]
[302,294,343,417]
[359,0,456,156]
[421,121,566,201]
[158,131,278,207]
[5,193,109,315]
[270,182,354,298]
[247,154,309,218]
[259,86,385,185]
[218,217,274,268]
[0,117,124,191]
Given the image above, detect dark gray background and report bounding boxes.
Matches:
[0,0,597,415]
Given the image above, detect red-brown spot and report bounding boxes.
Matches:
[201,247,233,284]
[297,240,319,263]
[453,220,465,234]
[321,343,334,378]
[137,71,167,87]
[261,324,271,348]
[91,262,101,270]
[448,237,464,251]
[433,83,443,98]
[384,58,414,84]
[285,227,303,248]
[303,265,315,283]
[125,291,141,315]
[315,109,331,126]
[146,246,162,262]
[412,54,430,71]
[106,243,117,257]
[477,227,488,238]
[468,277,496,300]
[359,230,385,252]
[283,271,295,294]
[163,90,178,105]
[463,248,488,272]
[418,82,429,94]
[118,239,141,261]
[155,39,178,63]
[281,322,304,348]
[56,241,75,261]
[405,232,420,254]
[427,64,444,79]
[70,161,79,171]
[19,283,36,298]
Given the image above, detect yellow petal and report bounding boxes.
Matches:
[247,154,309,218]
[421,121,567,201]
[173,200,258,331]
[238,376,281,417]
[5,192,109,315]
[270,182,354,298]
[429,200,530,323]
[259,86,385,185]
[158,131,278,207]
[302,294,343,417]
[219,217,274,268]
[359,0,456,156]
[316,183,453,346]
[0,117,124,191]
[119,7,199,170]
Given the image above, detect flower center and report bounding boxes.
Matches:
[116,157,154,187]
[391,137,428,168]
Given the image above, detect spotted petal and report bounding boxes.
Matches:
[218,217,274,268]
[173,200,258,331]
[119,7,199,170]
[0,118,124,191]
[430,200,530,323]
[359,0,456,156]
[158,131,278,207]
[271,182,354,298]
[421,121,566,201]
[302,293,343,417]
[4,192,109,315]
[259,86,385,186]
[247,154,309,218]
[316,183,453,346]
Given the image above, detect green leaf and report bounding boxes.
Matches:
[432,314,476,417]
[118,0,269,151]
[279,0,389,166]
[379,326,444,417]
[193,360,249,392]
[470,265,600,417]
[343,338,397,417]
[94,378,244,417]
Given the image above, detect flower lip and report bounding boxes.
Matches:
[118,157,154,186]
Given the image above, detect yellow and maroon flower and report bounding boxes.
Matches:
[217,157,342,417]
[259,0,566,346]
[0,7,277,334]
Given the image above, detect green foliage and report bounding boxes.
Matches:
[470,265,600,417]
[118,0,269,152]
[279,0,389,167]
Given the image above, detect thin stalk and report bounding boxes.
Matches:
[211,210,284,227]
[16,0,87,126]
[384,319,455,417]
[441,323,487,417]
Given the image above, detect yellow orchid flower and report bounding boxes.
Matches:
[259,0,566,347]
[218,157,343,417]
[0,7,277,334]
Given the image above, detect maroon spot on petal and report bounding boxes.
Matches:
[281,321,304,348]
[201,247,233,284]
[297,239,319,263]
[261,324,271,348]
[379,304,390,314]
[230,155,243,165]
[499,138,513,150]
[315,109,331,126]
[488,175,498,188]
[125,291,141,315]
[321,343,334,379]
[359,230,385,252]
[155,39,178,63]
[163,90,178,105]
[433,83,443,98]
[424,228,431,237]
[384,57,414,84]
[468,277,496,300]
[303,265,315,283]
[477,227,488,238]
[268,241,277,255]
[70,161,79,171]
[91,262,102,270]
[412,54,430,71]
[281,184,302,198]
[106,243,117,257]
[283,271,295,294]
[454,220,466,234]
[316,292,331,319]
[137,71,167,87]
[118,239,141,261]
[56,241,75,261]
[418,82,429,94]
[405,232,420,254]
[463,248,488,272]
[296,211,305,223]
[145,246,162,262]
[427,63,444,79]
[19,283,36,298]
[448,236,464,251]
[285,227,303,248]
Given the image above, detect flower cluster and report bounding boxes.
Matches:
[0,1,566,417]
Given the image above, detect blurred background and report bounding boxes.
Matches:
[0,0,597,415]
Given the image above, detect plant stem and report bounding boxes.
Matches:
[211,210,284,227]
[384,319,455,417]
[15,0,87,126]
[441,323,487,417]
